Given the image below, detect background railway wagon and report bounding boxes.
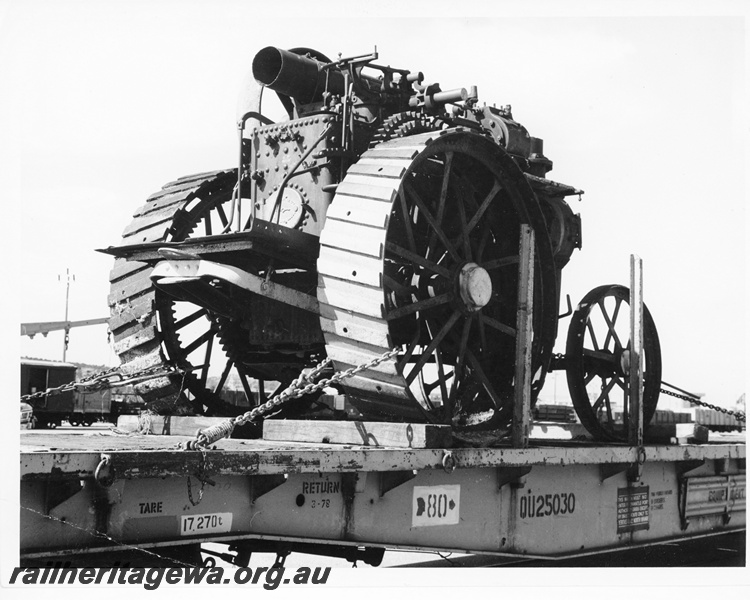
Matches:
[69,388,113,426]
[692,407,745,432]
[618,407,745,433]
[532,404,743,432]
[649,407,745,432]
[20,358,146,427]
[21,358,77,428]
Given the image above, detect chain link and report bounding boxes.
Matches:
[184,347,400,449]
[20,363,186,402]
[660,387,746,423]
[235,347,400,427]
[186,447,210,506]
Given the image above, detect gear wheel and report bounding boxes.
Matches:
[109,171,322,417]
[369,111,448,147]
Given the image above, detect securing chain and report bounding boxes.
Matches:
[661,381,746,423]
[187,447,213,506]
[183,347,400,450]
[20,363,186,402]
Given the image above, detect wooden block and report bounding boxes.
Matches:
[314,394,362,417]
[530,422,590,440]
[116,415,260,439]
[643,424,678,444]
[262,420,452,448]
[686,424,710,444]
[644,423,710,444]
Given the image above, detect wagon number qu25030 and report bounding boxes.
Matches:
[519,491,576,519]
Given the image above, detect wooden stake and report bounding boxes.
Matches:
[512,225,535,448]
[628,254,644,480]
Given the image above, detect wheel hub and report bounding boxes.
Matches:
[618,348,631,376]
[458,262,492,311]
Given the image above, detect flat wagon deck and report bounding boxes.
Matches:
[19,425,746,566]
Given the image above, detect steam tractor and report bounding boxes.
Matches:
[103,47,661,441]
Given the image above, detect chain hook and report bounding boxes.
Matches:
[94,454,114,487]
[442,450,456,474]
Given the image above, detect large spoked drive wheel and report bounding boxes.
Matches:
[319,130,558,430]
[565,284,662,441]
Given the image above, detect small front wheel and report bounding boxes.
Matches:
[565,284,661,441]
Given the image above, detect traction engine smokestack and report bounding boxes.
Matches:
[252,46,346,104]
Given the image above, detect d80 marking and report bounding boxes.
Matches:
[412,485,460,527]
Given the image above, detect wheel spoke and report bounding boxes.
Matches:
[404,179,461,263]
[584,369,598,386]
[592,377,617,418]
[586,319,600,351]
[455,189,472,260]
[174,308,208,330]
[477,313,487,351]
[182,328,214,356]
[386,241,451,278]
[448,318,472,402]
[386,292,452,321]
[437,152,453,224]
[479,313,516,337]
[383,274,416,297]
[398,188,418,253]
[399,328,423,373]
[461,180,502,241]
[434,347,451,407]
[215,203,229,228]
[426,151,454,259]
[482,255,519,270]
[234,362,255,404]
[405,311,462,385]
[599,298,623,351]
[476,226,491,263]
[464,348,503,409]
[203,214,212,236]
[213,356,234,396]
[200,333,214,386]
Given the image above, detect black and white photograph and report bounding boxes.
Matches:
[1,0,746,593]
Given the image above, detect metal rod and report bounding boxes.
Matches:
[62,268,73,361]
[232,104,272,234]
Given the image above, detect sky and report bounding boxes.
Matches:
[0,0,747,411]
